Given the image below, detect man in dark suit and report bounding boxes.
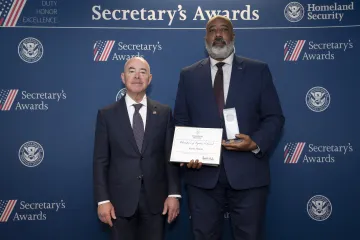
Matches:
[93,57,181,240]
[174,16,285,240]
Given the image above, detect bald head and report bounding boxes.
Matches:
[206,16,234,32]
[123,57,151,74]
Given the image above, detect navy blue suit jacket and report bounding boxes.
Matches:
[174,56,285,190]
[93,97,180,217]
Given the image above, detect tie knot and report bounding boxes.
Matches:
[216,62,225,69]
[133,103,143,112]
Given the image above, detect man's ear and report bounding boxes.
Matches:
[121,73,125,84]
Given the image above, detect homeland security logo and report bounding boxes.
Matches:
[284,142,306,163]
[116,88,127,101]
[284,2,304,22]
[0,89,19,111]
[284,40,306,61]
[18,141,44,167]
[306,86,330,112]
[0,200,17,222]
[285,1,355,22]
[307,195,332,221]
[94,40,115,62]
[18,37,44,63]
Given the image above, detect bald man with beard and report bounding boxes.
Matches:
[174,16,285,240]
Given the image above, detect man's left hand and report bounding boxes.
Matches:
[222,134,257,151]
[162,197,180,223]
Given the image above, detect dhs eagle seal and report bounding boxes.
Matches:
[116,88,127,101]
[284,2,305,22]
[18,37,44,63]
[306,86,330,112]
[307,195,332,221]
[18,141,44,167]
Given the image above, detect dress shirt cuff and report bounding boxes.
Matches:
[168,194,181,198]
[98,200,110,205]
[252,145,261,154]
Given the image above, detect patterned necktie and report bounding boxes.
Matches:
[213,62,225,116]
[132,103,144,151]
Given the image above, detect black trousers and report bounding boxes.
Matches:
[187,164,268,240]
[111,183,165,240]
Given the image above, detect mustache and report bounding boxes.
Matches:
[212,37,226,45]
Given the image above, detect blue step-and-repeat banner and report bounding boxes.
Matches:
[1,0,359,239]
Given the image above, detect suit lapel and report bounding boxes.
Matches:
[141,98,157,154]
[115,97,140,154]
[225,56,245,108]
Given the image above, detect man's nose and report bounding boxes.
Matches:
[215,29,223,37]
[135,72,140,78]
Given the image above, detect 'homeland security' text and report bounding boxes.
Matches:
[307,2,354,22]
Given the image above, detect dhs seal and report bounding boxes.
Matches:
[116,88,127,101]
[18,141,44,167]
[306,86,330,112]
[307,195,332,221]
[18,37,44,63]
[284,2,304,22]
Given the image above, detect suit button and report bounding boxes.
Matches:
[140,157,144,160]
[137,175,143,180]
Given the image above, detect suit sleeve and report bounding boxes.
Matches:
[174,70,190,127]
[250,64,285,158]
[93,110,110,203]
[165,107,181,195]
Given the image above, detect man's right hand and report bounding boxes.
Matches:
[180,159,202,169]
[98,202,116,227]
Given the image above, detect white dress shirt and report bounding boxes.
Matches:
[98,94,180,205]
[209,53,260,154]
[125,93,148,129]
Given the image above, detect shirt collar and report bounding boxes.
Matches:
[209,50,235,68]
[125,94,147,109]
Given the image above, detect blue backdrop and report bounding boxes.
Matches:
[1,0,359,239]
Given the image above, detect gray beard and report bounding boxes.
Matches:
[205,40,235,59]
